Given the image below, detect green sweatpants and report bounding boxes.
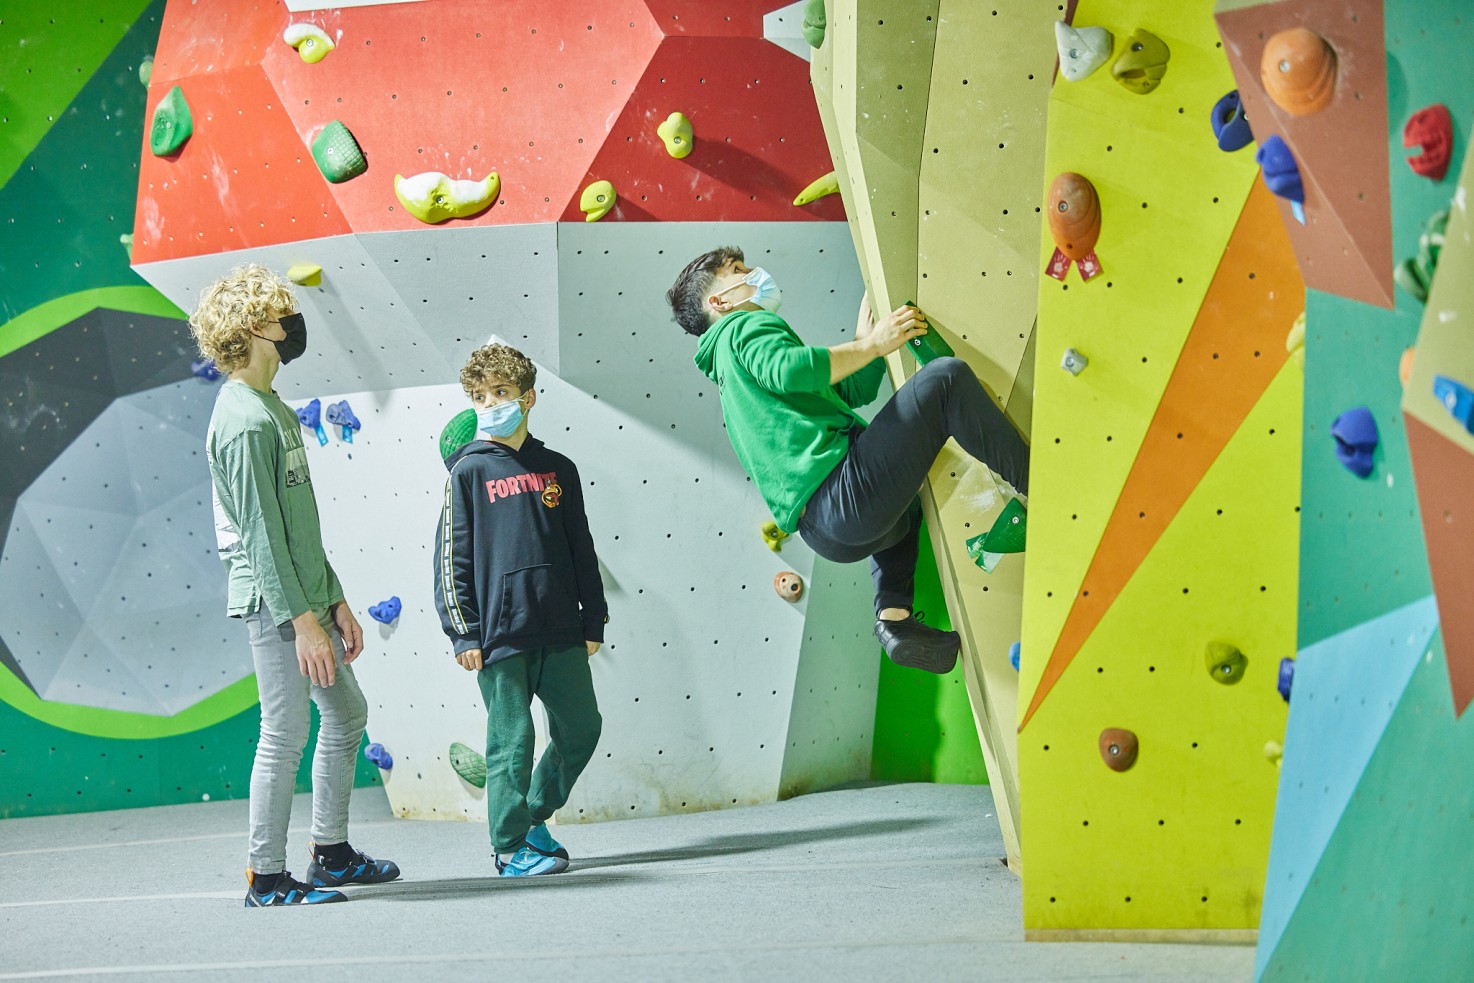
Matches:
[477,645,602,855]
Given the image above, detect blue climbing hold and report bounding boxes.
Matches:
[368,596,402,624]
[364,742,393,770]
[1433,375,1474,433]
[1009,641,1021,672]
[296,397,328,446]
[1211,90,1253,152]
[1256,135,1304,204]
[191,357,222,381]
[325,400,362,443]
[1330,405,1378,478]
[1277,657,1295,702]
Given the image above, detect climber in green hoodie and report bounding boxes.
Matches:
[667,247,1029,674]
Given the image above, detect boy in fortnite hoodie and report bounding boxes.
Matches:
[434,343,606,877]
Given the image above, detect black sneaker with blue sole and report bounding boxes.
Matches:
[306,846,401,888]
[244,871,346,907]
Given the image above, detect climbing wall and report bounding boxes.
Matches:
[124,0,885,826]
[1244,1,1474,977]
[810,0,1058,869]
[1019,0,1300,939]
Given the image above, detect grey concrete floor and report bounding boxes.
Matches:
[0,783,1252,982]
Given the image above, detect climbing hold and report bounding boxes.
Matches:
[774,571,804,602]
[283,23,335,64]
[325,400,361,442]
[311,121,367,184]
[1403,105,1453,182]
[364,742,393,770]
[191,358,222,381]
[1098,728,1139,772]
[149,85,193,156]
[138,55,153,87]
[656,112,694,159]
[1264,740,1283,769]
[119,233,134,258]
[449,741,487,788]
[794,170,840,207]
[1399,347,1416,389]
[394,171,500,224]
[802,0,826,48]
[1055,22,1113,82]
[367,596,402,625]
[1045,173,1103,282]
[1210,90,1254,152]
[1433,376,1474,434]
[1277,657,1295,702]
[1009,641,1021,672]
[898,300,954,365]
[1110,29,1170,94]
[761,520,789,553]
[1395,208,1449,305]
[1260,27,1336,116]
[1331,406,1377,478]
[965,498,1027,574]
[580,180,617,222]
[1285,311,1305,370]
[1205,642,1248,685]
[440,408,479,461]
[296,397,329,447]
[1256,135,1305,223]
[287,264,322,287]
[1061,348,1089,375]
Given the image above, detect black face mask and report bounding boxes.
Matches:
[273,312,307,365]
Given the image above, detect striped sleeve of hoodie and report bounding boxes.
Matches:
[432,468,481,655]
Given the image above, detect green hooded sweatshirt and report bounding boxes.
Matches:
[694,309,885,532]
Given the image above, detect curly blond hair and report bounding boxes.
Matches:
[460,343,536,396]
[187,264,297,372]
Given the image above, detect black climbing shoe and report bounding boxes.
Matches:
[874,614,960,674]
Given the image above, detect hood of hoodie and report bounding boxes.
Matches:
[693,311,741,382]
[443,435,546,473]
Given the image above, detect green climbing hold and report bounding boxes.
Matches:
[311,120,367,184]
[802,0,827,48]
[149,85,192,156]
[449,741,486,788]
[1396,209,1449,304]
[440,408,479,461]
[1204,641,1248,685]
[966,498,1027,573]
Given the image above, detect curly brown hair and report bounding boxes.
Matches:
[460,343,536,396]
[187,264,296,372]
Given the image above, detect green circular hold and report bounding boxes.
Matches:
[440,408,478,460]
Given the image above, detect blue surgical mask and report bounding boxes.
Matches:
[740,267,782,313]
[476,394,528,438]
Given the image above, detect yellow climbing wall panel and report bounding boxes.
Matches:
[813,0,1059,869]
[1021,0,1299,938]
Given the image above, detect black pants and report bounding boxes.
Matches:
[797,358,1030,616]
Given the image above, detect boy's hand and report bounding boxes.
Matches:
[868,304,929,357]
[293,612,337,687]
[586,641,601,657]
[456,648,484,671]
[334,602,364,664]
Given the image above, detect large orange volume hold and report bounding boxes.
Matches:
[1260,27,1337,116]
[1047,172,1102,261]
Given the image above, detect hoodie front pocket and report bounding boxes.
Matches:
[497,564,580,638]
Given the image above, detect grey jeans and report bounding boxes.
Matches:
[244,603,367,875]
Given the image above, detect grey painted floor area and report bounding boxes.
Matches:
[0,783,1252,982]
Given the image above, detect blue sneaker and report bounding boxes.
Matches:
[496,846,568,877]
[305,844,401,888]
[525,822,570,860]
[244,870,346,907]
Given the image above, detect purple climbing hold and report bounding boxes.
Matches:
[1330,405,1378,478]
[364,742,393,770]
[1277,657,1295,702]
[368,596,402,624]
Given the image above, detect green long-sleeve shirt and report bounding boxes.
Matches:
[205,380,343,624]
[694,309,885,532]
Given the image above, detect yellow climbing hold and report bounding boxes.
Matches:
[283,23,335,64]
[1285,310,1305,370]
[287,264,322,287]
[760,520,789,552]
[580,180,617,222]
[794,170,839,206]
[394,171,500,224]
[657,112,694,159]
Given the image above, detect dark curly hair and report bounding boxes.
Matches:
[665,246,744,336]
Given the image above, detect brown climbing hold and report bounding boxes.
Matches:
[1260,27,1337,116]
[1047,173,1102,261]
[1099,728,1138,771]
[774,571,804,601]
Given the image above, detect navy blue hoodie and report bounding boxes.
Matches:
[433,436,607,664]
